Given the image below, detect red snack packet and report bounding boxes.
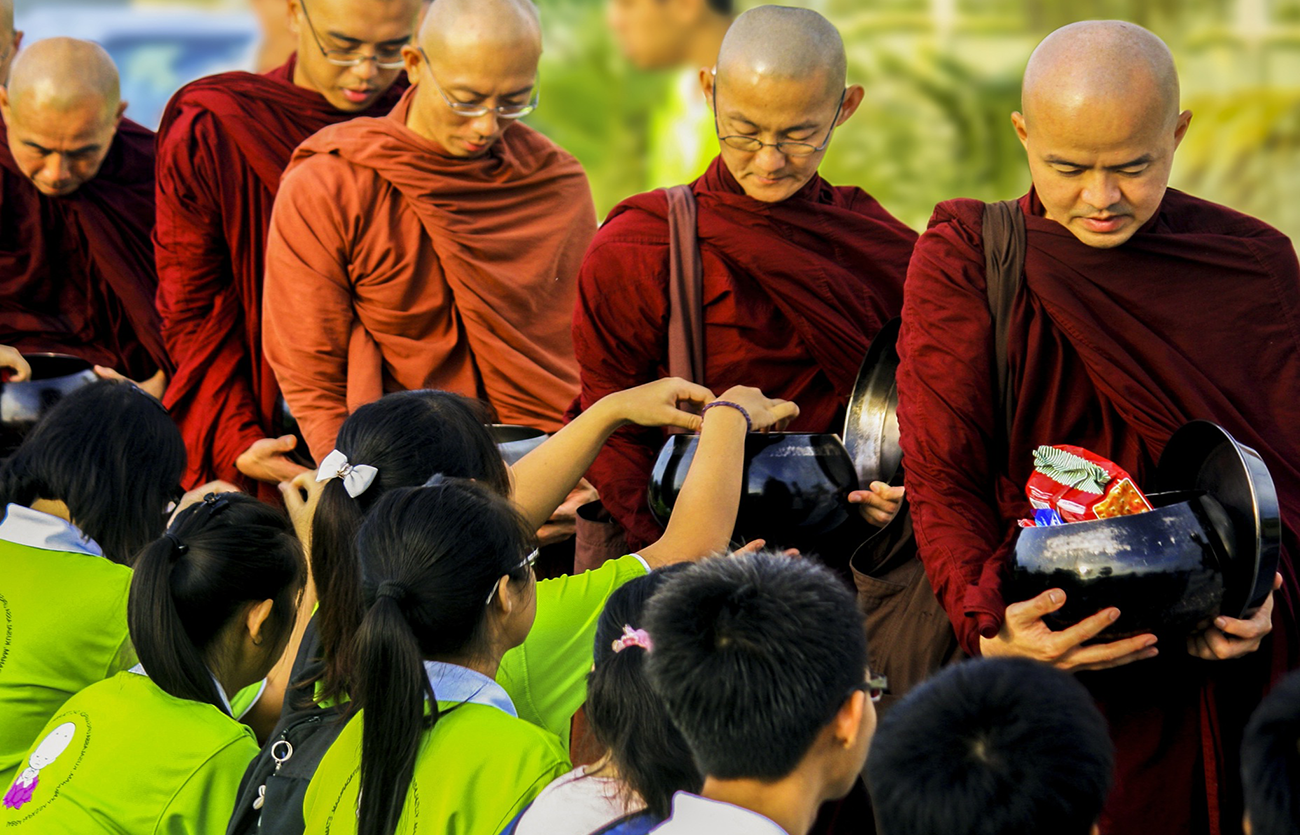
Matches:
[1026,445,1153,523]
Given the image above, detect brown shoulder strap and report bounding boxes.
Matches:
[664,185,705,386]
[982,199,1027,440]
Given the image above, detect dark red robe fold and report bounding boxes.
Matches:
[574,156,916,549]
[154,55,405,494]
[0,118,167,378]
[897,187,1300,835]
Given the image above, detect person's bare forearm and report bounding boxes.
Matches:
[510,397,625,530]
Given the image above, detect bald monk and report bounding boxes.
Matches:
[0,39,168,394]
[262,0,595,465]
[154,0,417,499]
[0,0,21,84]
[897,21,1299,835]
[575,6,916,551]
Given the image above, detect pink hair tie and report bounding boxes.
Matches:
[612,626,653,653]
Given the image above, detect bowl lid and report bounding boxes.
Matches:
[1154,420,1281,617]
[843,318,903,487]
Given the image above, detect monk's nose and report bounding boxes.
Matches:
[470,111,499,137]
[43,154,71,187]
[754,144,786,173]
[1081,172,1122,212]
[352,56,379,82]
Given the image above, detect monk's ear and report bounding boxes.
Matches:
[1011,111,1030,149]
[402,44,423,86]
[1173,109,1193,149]
[700,68,715,112]
[113,100,128,125]
[286,0,303,36]
[0,87,10,125]
[837,85,865,127]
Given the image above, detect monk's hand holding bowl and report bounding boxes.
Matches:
[849,482,905,528]
[980,588,1159,673]
[0,346,31,381]
[236,434,311,485]
[1186,573,1281,661]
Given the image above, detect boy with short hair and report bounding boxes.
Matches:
[644,551,878,835]
[867,657,1113,835]
[1241,670,1300,835]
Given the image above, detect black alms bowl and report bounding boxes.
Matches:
[1009,491,1231,639]
[0,353,97,454]
[488,424,547,467]
[648,432,859,547]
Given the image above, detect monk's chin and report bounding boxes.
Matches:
[1066,220,1138,249]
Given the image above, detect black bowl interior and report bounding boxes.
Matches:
[10,353,93,382]
[488,424,547,444]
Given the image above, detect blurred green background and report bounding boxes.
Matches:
[16,0,1300,238]
[528,0,1300,238]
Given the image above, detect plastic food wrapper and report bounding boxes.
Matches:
[1019,445,1153,526]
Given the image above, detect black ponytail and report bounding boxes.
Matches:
[311,390,509,706]
[127,493,305,714]
[586,566,702,818]
[351,480,534,835]
[0,380,184,564]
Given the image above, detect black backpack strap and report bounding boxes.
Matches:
[982,199,1027,441]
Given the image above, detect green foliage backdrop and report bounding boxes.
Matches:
[531,0,1300,240]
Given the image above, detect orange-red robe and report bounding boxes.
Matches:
[262,87,595,463]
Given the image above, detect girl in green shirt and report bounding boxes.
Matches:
[1,493,306,833]
[305,385,797,835]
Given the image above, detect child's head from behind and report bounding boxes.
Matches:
[350,478,537,835]
[644,552,875,799]
[867,657,1113,835]
[1242,669,1300,835]
[311,389,510,702]
[0,379,185,563]
[587,565,702,818]
[128,493,305,714]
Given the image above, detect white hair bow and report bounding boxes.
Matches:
[316,449,379,498]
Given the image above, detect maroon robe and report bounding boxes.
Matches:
[0,118,166,378]
[574,157,916,550]
[154,55,405,494]
[897,187,1300,835]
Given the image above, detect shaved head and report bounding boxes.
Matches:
[716,5,846,98]
[403,0,542,158]
[0,38,125,196]
[0,0,11,34]
[7,37,119,118]
[1012,21,1191,249]
[1023,20,1179,131]
[418,0,540,59]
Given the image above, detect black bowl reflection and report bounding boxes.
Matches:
[648,432,859,547]
[487,424,547,467]
[1009,491,1231,640]
[0,353,97,455]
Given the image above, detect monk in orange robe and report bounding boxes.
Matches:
[263,0,595,466]
[574,6,916,552]
[897,22,1299,835]
[0,38,167,394]
[154,0,417,500]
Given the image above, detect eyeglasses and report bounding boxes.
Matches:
[851,673,889,704]
[417,47,539,120]
[712,81,846,157]
[300,0,409,69]
[485,548,540,606]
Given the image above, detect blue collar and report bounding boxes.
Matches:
[424,660,517,717]
[0,504,102,557]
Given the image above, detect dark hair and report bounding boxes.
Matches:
[644,551,867,780]
[706,0,733,14]
[1242,669,1300,835]
[867,658,1114,835]
[0,380,185,564]
[311,390,509,705]
[587,565,701,819]
[127,493,305,714]
[350,479,535,835]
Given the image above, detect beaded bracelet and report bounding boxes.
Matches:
[701,400,753,433]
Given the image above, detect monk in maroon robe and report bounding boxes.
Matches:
[0,38,167,389]
[897,22,1299,835]
[154,0,418,498]
[575,6,916,552]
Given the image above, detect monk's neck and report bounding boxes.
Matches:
[699,771,823,835]
[686,15,734,72]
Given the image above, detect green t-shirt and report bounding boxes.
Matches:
[0,670,258,833]
[303,555,649,835]
[497,555,649,746]
[0,538,136,784]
